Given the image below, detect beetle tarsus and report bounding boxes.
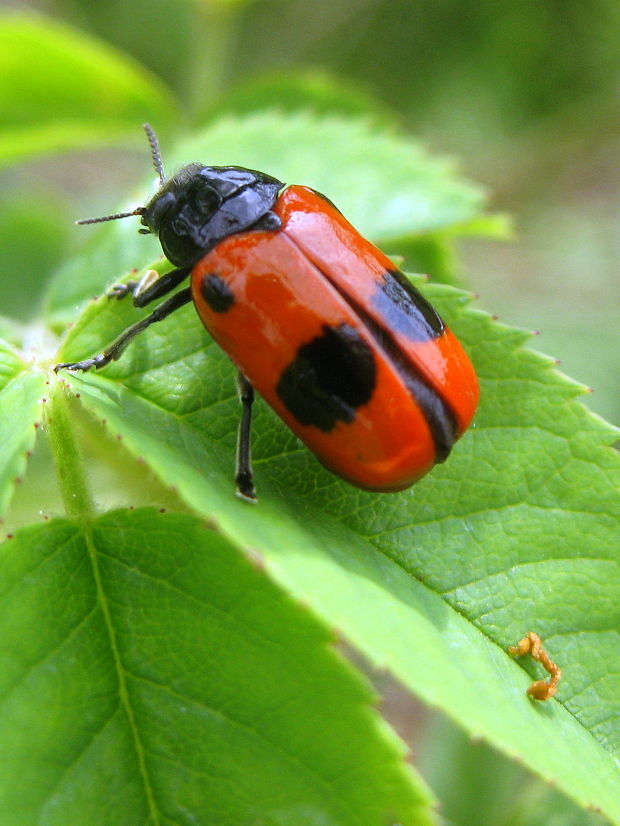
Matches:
[235,472,257,502]
[54,352,112,373]
[107,281,138,301]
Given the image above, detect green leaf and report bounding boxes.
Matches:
[0,14,176,166]
[50,274,620,823]
[0,341,46,517]
[45,112,494,320]
[177,113,489,240]
[213,69,398,126]
[0,509,433,826]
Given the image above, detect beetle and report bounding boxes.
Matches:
[55,124,479,500]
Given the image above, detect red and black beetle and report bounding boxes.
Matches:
[56,125,479,500]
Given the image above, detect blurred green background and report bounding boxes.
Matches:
[0,2,617,823]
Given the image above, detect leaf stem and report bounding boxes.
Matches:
[185,3,240,120]
[47,383,95,521]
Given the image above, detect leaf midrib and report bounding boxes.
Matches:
[83,520,161,826]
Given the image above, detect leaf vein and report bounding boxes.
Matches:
[126,670,369,824]
[85,524,162,826]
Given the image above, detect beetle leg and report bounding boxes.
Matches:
[108,280,139,301]
[108,266,191,307]
[235,371,257,502]
[54,287,193,373]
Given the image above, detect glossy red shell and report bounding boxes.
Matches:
[191,185,479,491]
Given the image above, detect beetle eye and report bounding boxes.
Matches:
[145,190,176,230]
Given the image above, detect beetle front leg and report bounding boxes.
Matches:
[54,287,193,373]
[235,371,257,502]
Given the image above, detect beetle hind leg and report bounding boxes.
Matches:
[235,371,257,502]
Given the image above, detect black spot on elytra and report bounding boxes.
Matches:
[276,323,376,432]
[372,269,444,341]
[201,273,234,313]
[354,298,457,462]
[399,367,457,463]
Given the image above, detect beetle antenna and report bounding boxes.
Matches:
[143,122,165,185]
[76,207,146,225]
